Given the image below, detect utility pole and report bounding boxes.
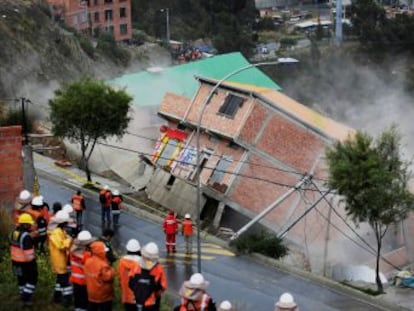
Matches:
[21,97,29,145]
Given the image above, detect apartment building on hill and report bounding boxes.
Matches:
[47,0,132,41]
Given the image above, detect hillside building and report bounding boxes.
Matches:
[47,0,132,41]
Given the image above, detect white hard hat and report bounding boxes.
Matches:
[185,272,209,289]
[126,238,141,252]
[104,185,109,190]
[62,204,74,214]
[112,190,120,196]
[31,196,43,207]
[54,211,70,223]
[77,230,92,241]
[190,273,205,285]
[275,292,297,308]
[219,300,232,311]
[185,213,191,219]
[141,242,159,260]
[19,190,32,202]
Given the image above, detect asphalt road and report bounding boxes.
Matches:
[39,176,388,311]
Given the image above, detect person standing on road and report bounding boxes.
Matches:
[274,292,299,311]
[111,190,123,227]
[118,239,142,311]
[72,190,86,230]
[84,240,115,311]
[175,273,216,311]
[182,214,193,255]
[70,230,95,311]
[163,209,178,253]
[129,242,167,311]
[99,185,112,227]
[48,210,73,305]
[9,213,38,307]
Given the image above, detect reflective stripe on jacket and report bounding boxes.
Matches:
[72,195,84,211]
[69,251,91,285]
[163,215,178,235]
[179,293,212,311]
[10,231,35,262]
[182,219,193,236]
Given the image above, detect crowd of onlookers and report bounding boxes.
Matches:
[9,188,300,311]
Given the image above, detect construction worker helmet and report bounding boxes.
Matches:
[141,242,159,260]
[126,239,141,252]
[185,213,191,219]
[62,204,74,214]
[18,213,34,225]
[31,196,43,207]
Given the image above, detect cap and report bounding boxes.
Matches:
[185,213,191,219]
[54,210,70,223]
[126,238,141,252]
[62,204,74,214]
[218,300,232,311]
[112,190,120,196]
[18,190,32,205]
[185,273,209,290]
[141,242,159,260]
[275,292,297,309]
[77,230,92,241]
[31,196,43,207]
[18,213,34,225]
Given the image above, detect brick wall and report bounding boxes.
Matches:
[0,126,23,208]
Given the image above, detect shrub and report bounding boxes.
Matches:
[78,36,95,59]
[97,33,130,66]
[280,37,298,47]
[0,108,35,132]
[230,231,289,259]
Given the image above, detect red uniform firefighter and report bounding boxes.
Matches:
[10,213,38,307]
[163,209,178,253]
[182,214,193,255]
[72,190,86,230]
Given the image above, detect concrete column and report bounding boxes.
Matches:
[213,201,226,229]
[22,145,35,193]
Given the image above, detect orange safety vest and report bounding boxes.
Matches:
[179,293,212,311]
[100,190,112,208]
[72,194,84,211]
[182,219,193,236]
[118,256,140,304]
[10,230,35,263]
[69,251,91,285]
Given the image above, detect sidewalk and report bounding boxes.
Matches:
[33,153,414,311]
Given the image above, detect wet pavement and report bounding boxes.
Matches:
[35,153,413,311]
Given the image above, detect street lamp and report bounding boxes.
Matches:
[160,8,170,45]
[195,60,281,272]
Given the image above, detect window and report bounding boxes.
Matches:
[104,0,113,3]
[105,9,113,21]
[94,11,99,22]
[94,0,98,5]
[209,155,232,185]
[157,139,179,167]
[120,23,128,35]
[218,94,245,117]
[120,7,127,18]
[166,175,176,189]
[105,25,114,34]
[190,148,214,181]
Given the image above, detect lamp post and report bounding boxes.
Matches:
[195,60,281,272]
[160,8,170,45]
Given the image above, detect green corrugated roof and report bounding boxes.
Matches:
[108,52,281,107]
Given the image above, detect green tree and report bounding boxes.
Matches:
[326,127,414,293]
[49,78,132,182]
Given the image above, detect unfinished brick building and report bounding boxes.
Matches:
[47,0,132,41]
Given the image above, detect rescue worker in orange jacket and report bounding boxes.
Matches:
[69,230,95,311]
[9,213,38,307]
[27,196,48,253]
[175,273,216,311]
[72,190,86,230]
[163,209,178,253]
[12,189,32,225]
[99,185,112,226]
[182,214,193,255]
[128,242,167,311]
[84,240,115,310]
[118,239,142,311]
[48,210,73,305]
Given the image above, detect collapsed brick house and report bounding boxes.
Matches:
[143,77,414,276]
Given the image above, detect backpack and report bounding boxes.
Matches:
[129,265,157,306]
[99,192,107,204]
